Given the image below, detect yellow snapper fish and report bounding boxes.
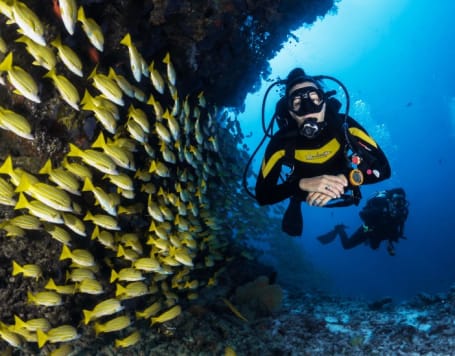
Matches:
[45,278,76,294]
[140,55,149,77]
[91,225,115,250]
[66,267,96,283]
[146,236,170,253]
[61,157,93,181]
[13,315,51,333]
[49,344,74,356]
[197,91,207,108]
[146,93,164,119]
[132,256,161,272]
[108,67,135,98]
[116,232,143,254]
[162,109,180,141]
[115,281,149,299]
[0,106,33,140]
[0,223,25,238]
[0,52,40,103]
[82,298,124,324]
[43,220,70,241]
[77,6,104,51]
[110,267,144,283]
[131,85,145,101]
[155,121,171,143]
[171,91,181,116]
[0,176,16,206]
[37,325,79,348]
[39,159,80,195]
[27,290,62,307]
[11,0,46,45]
[88,66,124,106]
[92,93,120,120]
[172,247,194,267]
[62,212,86,237]
[14,192,64,224]
[126,118,147,143]
[150,305,182,325]
[81,90,118,134]
[115,330,141,348]
[94,315,131,335]
[0,322,23,348]
[83,210,120,231]
[8,213,42,230]
[91,132,135,170]
[120,33,142,82]
[76,278,104,295]
[60,245,96,267]
[148,60,165,94]
[43,68,80,110]
[68,143,118,175]
[12,260,42,280]
[82,177,117,216]
[127,104,150,133]
[116,244,139,262]
[57,0,77,35]
[103,172,134,191]
[15,35,56,70]
[50,35,83,77]
[15,174,73,213]
[147,195,164,222]
[135,300,161,319]
[148,159,170,178]
[162,52,176,86]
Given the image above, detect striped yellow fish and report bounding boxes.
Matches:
[0,52,40,103]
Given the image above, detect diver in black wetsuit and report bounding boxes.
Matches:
[317,188,409,255]
[254,68,391,236]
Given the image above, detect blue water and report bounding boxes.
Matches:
[240,0,455,301]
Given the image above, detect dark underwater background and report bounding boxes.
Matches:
[240,0,455,302]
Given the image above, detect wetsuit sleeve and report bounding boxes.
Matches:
[346,117,391,184]
[255,136,301,205]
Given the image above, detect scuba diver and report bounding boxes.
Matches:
[317,188,409,256]
[251,68,391,236]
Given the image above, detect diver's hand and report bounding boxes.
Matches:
[306,191,332,207]
[298,174,348,200]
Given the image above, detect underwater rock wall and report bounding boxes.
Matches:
[0,0,335,353]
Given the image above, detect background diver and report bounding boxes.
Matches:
[252,68,391,236]
[317,188,409,256]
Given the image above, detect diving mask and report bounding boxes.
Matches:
[288,87,325,116]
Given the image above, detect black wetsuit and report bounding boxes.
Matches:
[255,109,391,206]
[337,188,409,250]
[338,223,403,250]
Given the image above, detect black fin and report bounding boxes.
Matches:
[281,197,303,236]
[317,229,338,244]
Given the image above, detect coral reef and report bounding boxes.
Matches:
[0,0,339,353]
[234,275,283,319]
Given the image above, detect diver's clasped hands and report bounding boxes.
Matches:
[298,174,348,207]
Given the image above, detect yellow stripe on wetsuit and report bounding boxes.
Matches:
[260,128,377,179]
[261,138,340,178]
[295,138,340,164]
[349,127,378,148]
[261,150,285,178]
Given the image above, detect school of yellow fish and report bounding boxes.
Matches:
[0,0,234,352]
